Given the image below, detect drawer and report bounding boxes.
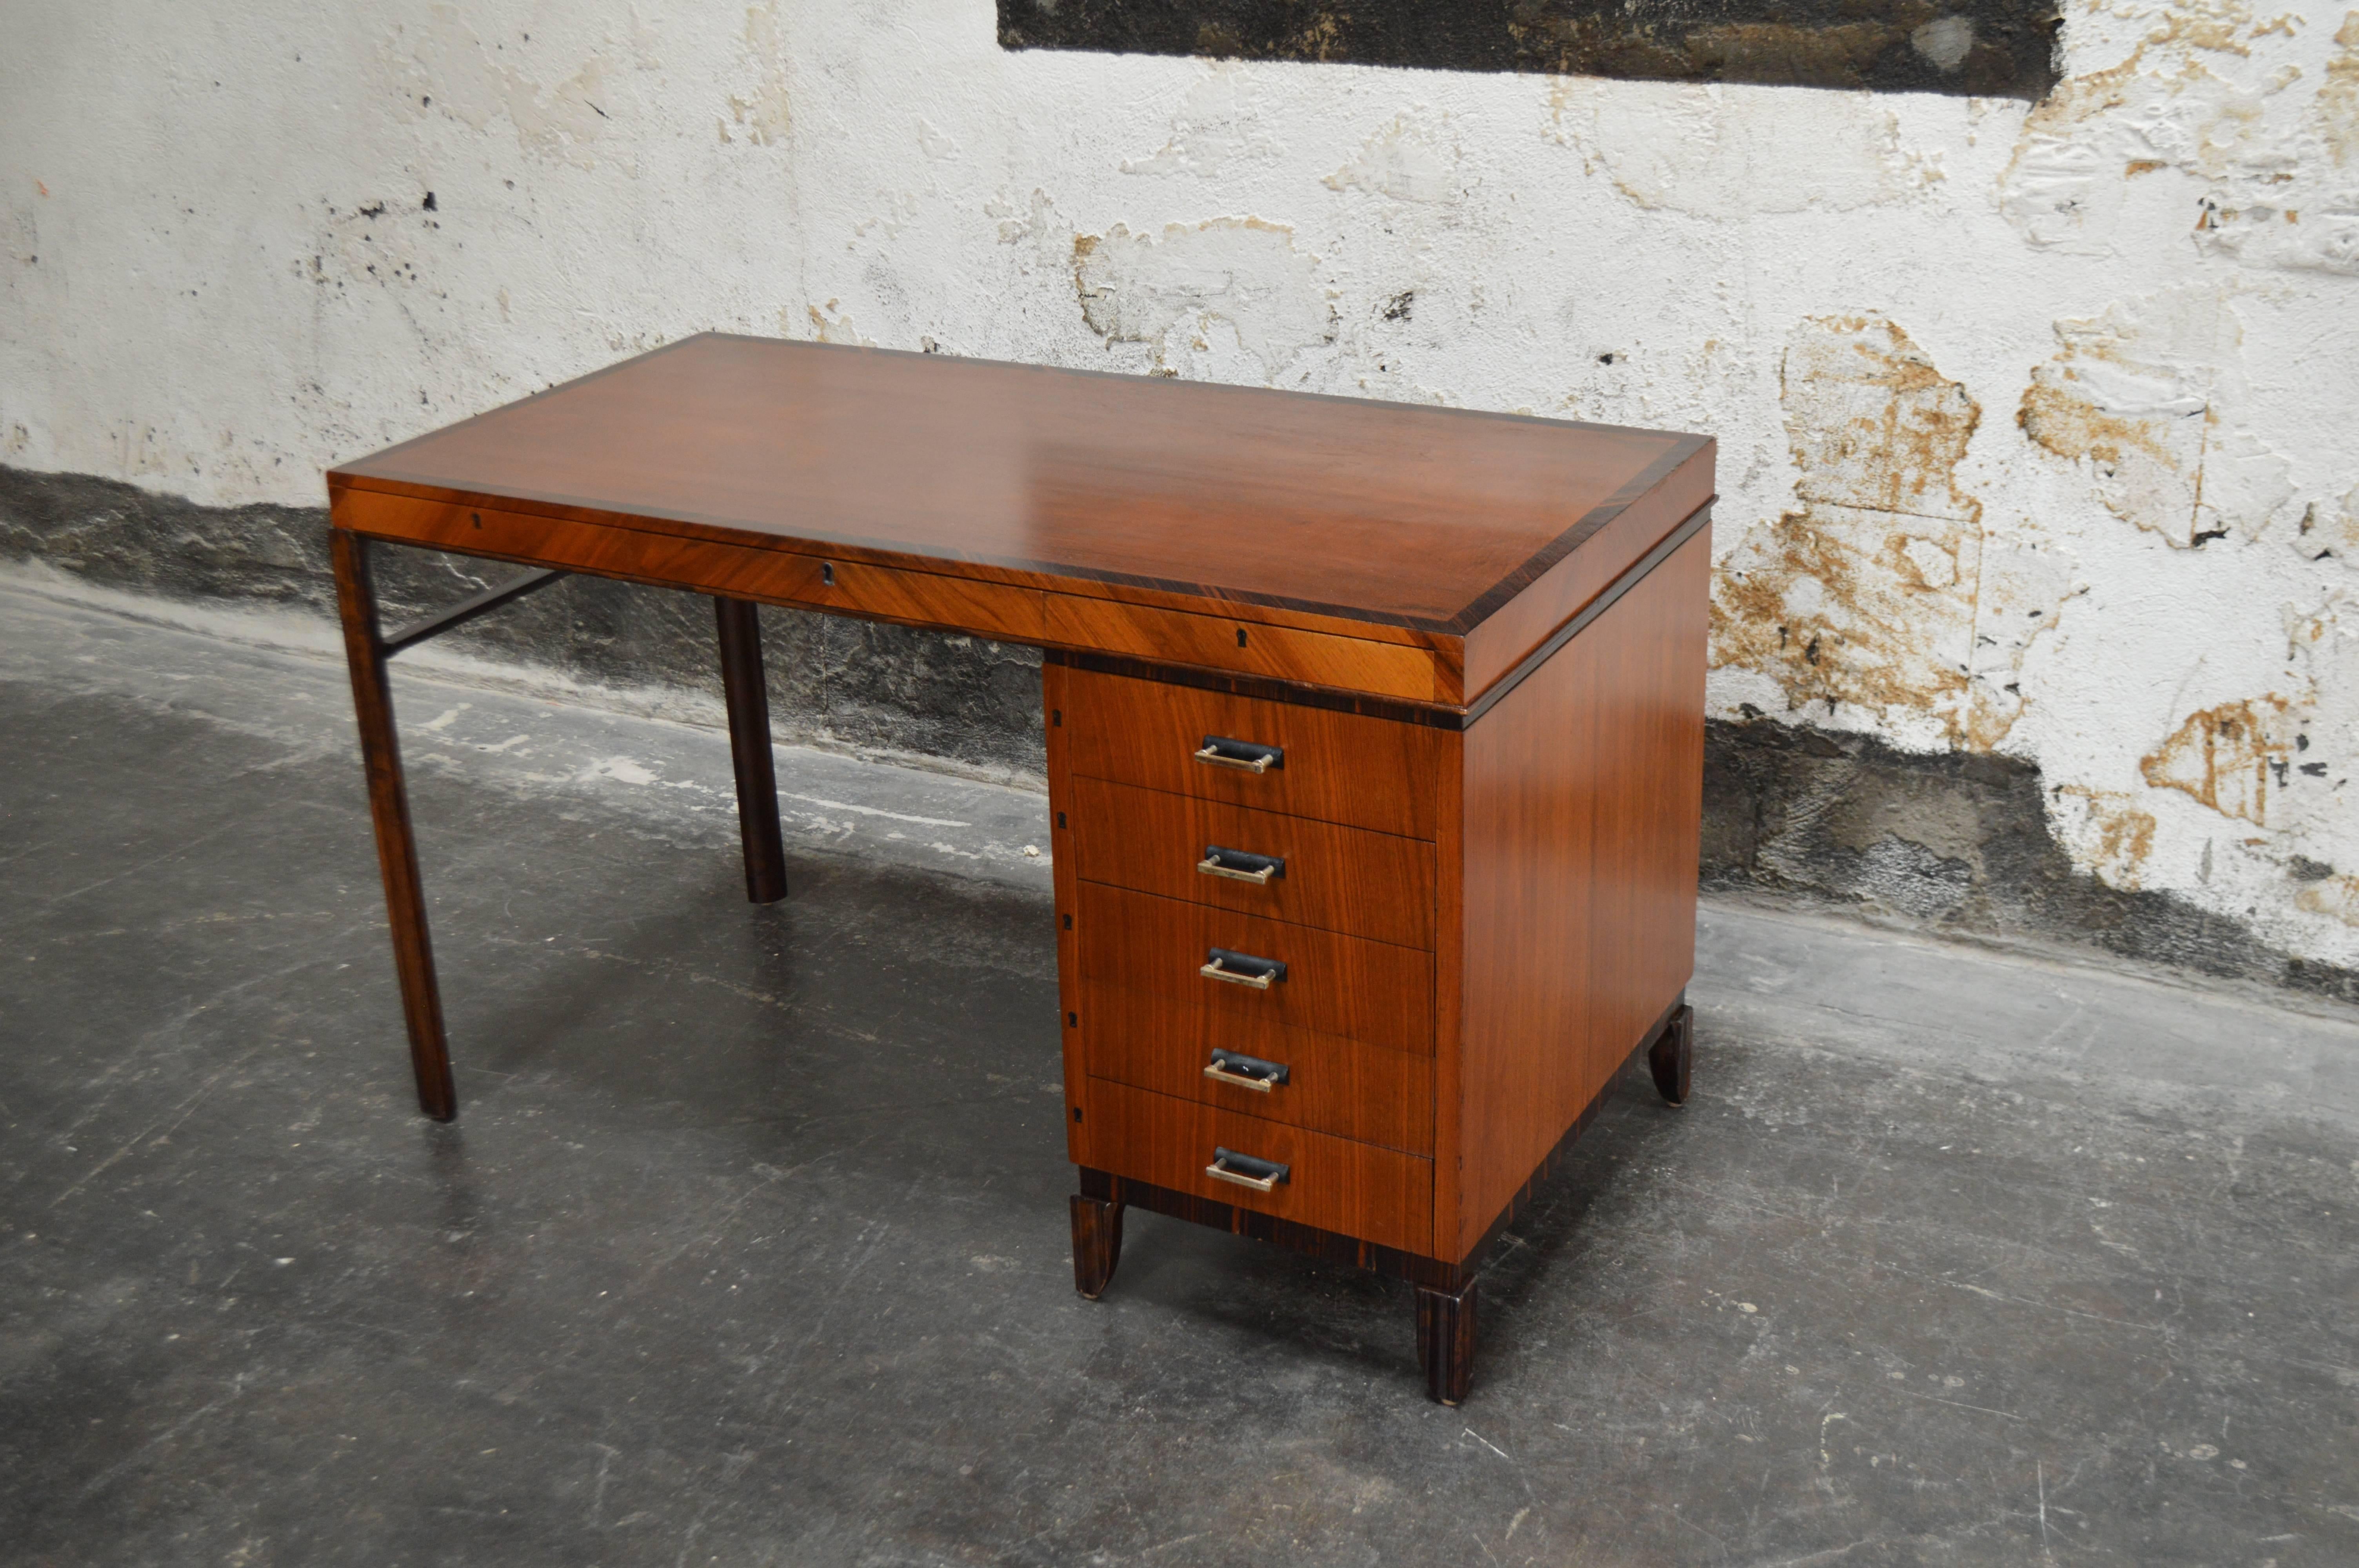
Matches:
[1045,595,1438,703]
[332,490,1046,642]
[1080,979,1432,1153]
[1049,663,1444,840]
[1075,882,1432,1056]
[1078,1078,1433,1254]
[783,556,1045,641]
[1067,776,1436,951]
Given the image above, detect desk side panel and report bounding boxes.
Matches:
[1448,526,1708,1260]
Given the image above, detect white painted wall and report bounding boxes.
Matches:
[5,0,2357,962]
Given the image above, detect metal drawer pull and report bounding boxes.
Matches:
[1198,845,1285,885]
[1195,735,1285,773]
[1207,1147,1290,1192]
[1200,947,1286,990]
[1203,1048,1290,1092]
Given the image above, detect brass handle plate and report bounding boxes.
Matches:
[1197,846,1284,885]
[1194,745,1271,774]
[1194,735,1285,774]
[1206,1146,1290,1192]
[1200,948,1286,990]
[1202,1048,1290,1092]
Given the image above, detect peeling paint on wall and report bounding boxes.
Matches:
[1548,81,1942,214]
[1117,69,1287,178]
[723,2,791,146]
[2018,286,2303,567]
[384,5,632,169]
[2001,0,2359,274]
[2019,290,2215,546]
[2323,14,2359,163]
[1072,218,1336,375]
[1323,113,1462,205]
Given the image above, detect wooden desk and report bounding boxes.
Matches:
[328,334,1714,1404]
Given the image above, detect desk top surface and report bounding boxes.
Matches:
[331,335,1709,636]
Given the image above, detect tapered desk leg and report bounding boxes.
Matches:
[714,596,787,904]
[1070,1193,1124,1299]
[1416,1278,1479,1406]
[1649,1002,1694,1108]
[332,530,458,1122]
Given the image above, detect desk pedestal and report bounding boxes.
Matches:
[1046,525,1709,1404]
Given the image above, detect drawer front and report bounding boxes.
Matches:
[1080,977,1432,1153]
[1068,777,1436,951]
[1050,664,1444,840]
[1079,1078,1433,1254]
[1046,595,1438,703]
[332,490,1047,642]
[1075,883,1432,1057]
[792,557,1046,641]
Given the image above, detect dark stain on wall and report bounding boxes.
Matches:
[1705,717,2359,1005]
[8,463,2348,1002]
[998,0,2061,100]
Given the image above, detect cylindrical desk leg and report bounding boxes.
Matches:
[331,530,458,1122]
[714,596,788,904]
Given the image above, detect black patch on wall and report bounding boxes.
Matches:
[1702,717,2359,1006]
[998,0,2061,100]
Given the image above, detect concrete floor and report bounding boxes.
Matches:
[4,573,2358,1568]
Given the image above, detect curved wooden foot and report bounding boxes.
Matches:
[1648,1002,1694,1108]
[1415,1278,1479,1406]
[1070,1194,1125,1299]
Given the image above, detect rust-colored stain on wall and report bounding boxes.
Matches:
[1710,316,2048,749]
[2140,697,2303,825]
[2055,786,2160,889]
[2297,872,2359,927]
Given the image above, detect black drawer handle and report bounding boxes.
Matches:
[1195,736,1284,774]
[1203,1048,1291,1092]
[1200,947,1287,990]
[1198,845,1285,885]
[1207,1146,1290,1192]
